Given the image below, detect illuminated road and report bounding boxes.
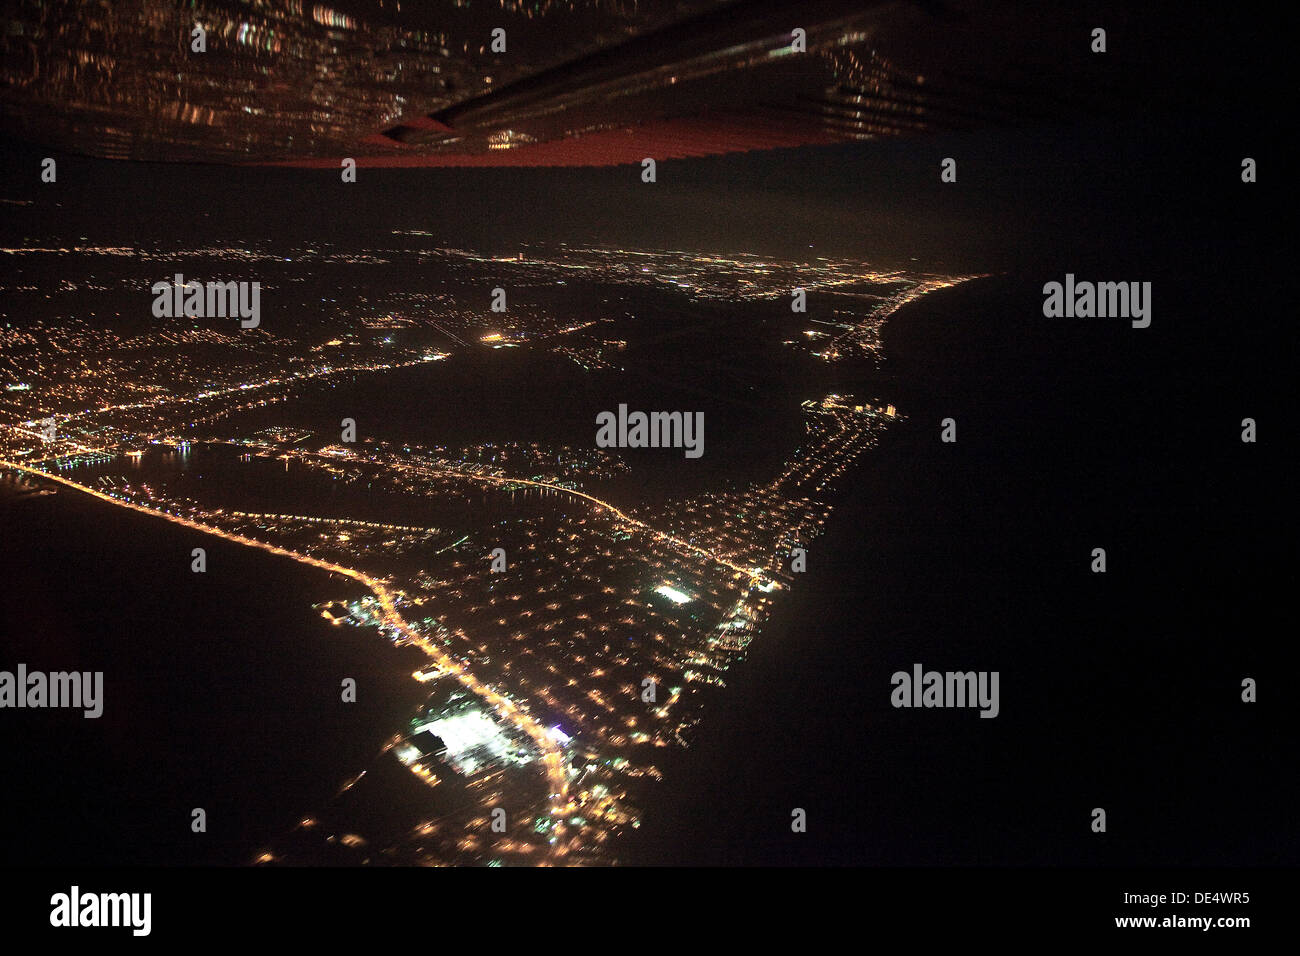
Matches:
[0,350,450,460]
[293,447,762,579]
[437,469,759,577]
[1,423,111,457]
[8,415,763,581]
[0,457,574,858]
[83,352,448,417]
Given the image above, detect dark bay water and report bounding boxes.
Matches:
[0,483,430,866]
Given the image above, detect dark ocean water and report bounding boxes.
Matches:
[622,269,1293,866]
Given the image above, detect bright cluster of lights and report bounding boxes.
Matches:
[654,584,691,604]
